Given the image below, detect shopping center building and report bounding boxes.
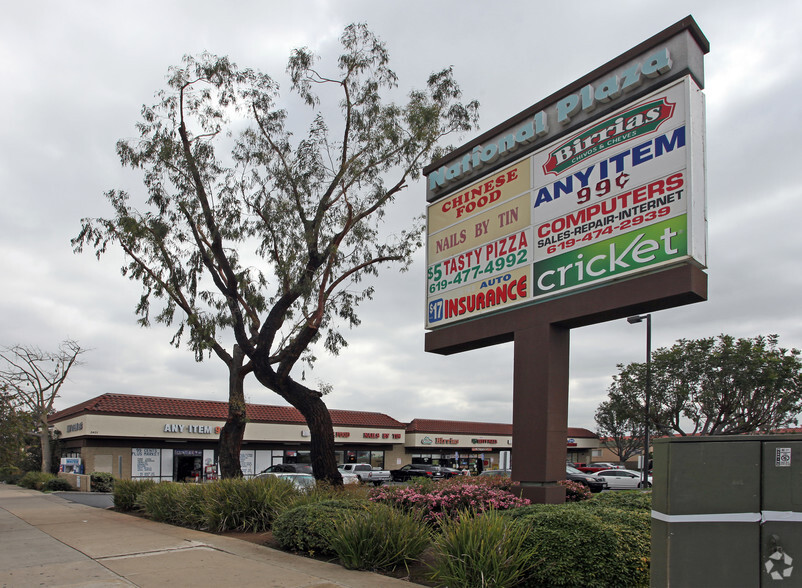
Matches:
[51,393,601,481]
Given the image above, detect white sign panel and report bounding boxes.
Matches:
[132,448,161,478]
[426,76,705,329]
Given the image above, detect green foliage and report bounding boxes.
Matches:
[91,472,116,492]
[273,499,372,556]
[0,465,24,484]
[18,471,57,490]
[583,488,652,512]
[0,341,84,473]
[113,479,156,511]
[138,482,188,525]
[73,26,479,484]
[201,477,297,532]
[505,501,650,588]
[428,510,537,588]
[0,399,33,470]
[43,477,74,492]
[601,334,802,437]
[136,478,300,532]
[327,504,431,571]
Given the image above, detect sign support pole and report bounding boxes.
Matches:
[513,322,570,502]
[426,264,707,502]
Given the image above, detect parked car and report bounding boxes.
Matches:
[260,463,313,474]
[255,472,316,491]
[575,462,624,474]
[390,464,451,482]
[335,468,360,485]
[591,468,652,489]
[566,465,607,493]
[479,470,512,478]
[479,469,512,477]
[337,463,391,486]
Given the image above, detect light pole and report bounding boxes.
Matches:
[627,313,651,487]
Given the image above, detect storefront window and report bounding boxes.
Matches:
[284,450,311,464]
[339,449,383,468]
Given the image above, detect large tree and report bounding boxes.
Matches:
[73,24,478,483]
[0,388,34,470]
[599,334,802,438]
[0,341,85,472]
[594,381,644,463]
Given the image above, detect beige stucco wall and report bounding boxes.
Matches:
[405,432,513,451]
[54,414,405,445]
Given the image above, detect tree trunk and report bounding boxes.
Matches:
[249,355,342,485]
[39,419,51,474]
[218,346,247,479]
[292,390,342,485]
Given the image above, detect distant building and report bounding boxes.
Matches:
[51,393,601,481]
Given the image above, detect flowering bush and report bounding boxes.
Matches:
[368,478,529,524]
[559,479,592,502]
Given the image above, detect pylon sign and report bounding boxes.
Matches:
[425,18,708,331]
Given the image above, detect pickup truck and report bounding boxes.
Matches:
[337,463,391,486]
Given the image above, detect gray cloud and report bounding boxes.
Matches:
[2,1,801,433]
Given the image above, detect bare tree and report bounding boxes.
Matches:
[0,340,85,473]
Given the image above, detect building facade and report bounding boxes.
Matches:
[51,394,600,480]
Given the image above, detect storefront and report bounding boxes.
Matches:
[51,394,407,481]
[51,393,602,480]
[405,419,512,472]
[405,420,599,472]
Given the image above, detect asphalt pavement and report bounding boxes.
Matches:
[0,484,414,587]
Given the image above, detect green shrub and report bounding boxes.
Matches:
[506,504,646,588]
[42,477,74,492]
[113,479,156,512]
[582,488,652,511]
[591,507,650,584]
[201,477,297,533]
[0,466,23,484]
[138,482,209,529]
[91,472,116,492]
[18,471,56,490]
[428,510,537,588]
[327,504,431,571]
[273,499,372,556]
[178,483,209,530]
[139,482,188,525]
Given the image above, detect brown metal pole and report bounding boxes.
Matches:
[512,321,569,503]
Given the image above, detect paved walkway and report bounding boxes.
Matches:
[0,484,415,587]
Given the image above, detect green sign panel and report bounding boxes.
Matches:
[533,215,687,296]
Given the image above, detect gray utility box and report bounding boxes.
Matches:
[652,434,802,587]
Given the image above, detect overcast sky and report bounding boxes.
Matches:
[2,1,801,431]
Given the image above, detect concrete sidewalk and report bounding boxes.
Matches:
[0,484,415,587]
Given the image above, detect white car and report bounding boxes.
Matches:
[591,469,652,489]
[255,472,317,491]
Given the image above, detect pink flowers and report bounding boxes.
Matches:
[558,479,592,502]
[368,478,530,524]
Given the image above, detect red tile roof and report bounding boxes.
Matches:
[50,393,404,429]
[405,418,597,439]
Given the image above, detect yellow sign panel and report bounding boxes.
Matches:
[427,192,531,264]
[427,163,530,234]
